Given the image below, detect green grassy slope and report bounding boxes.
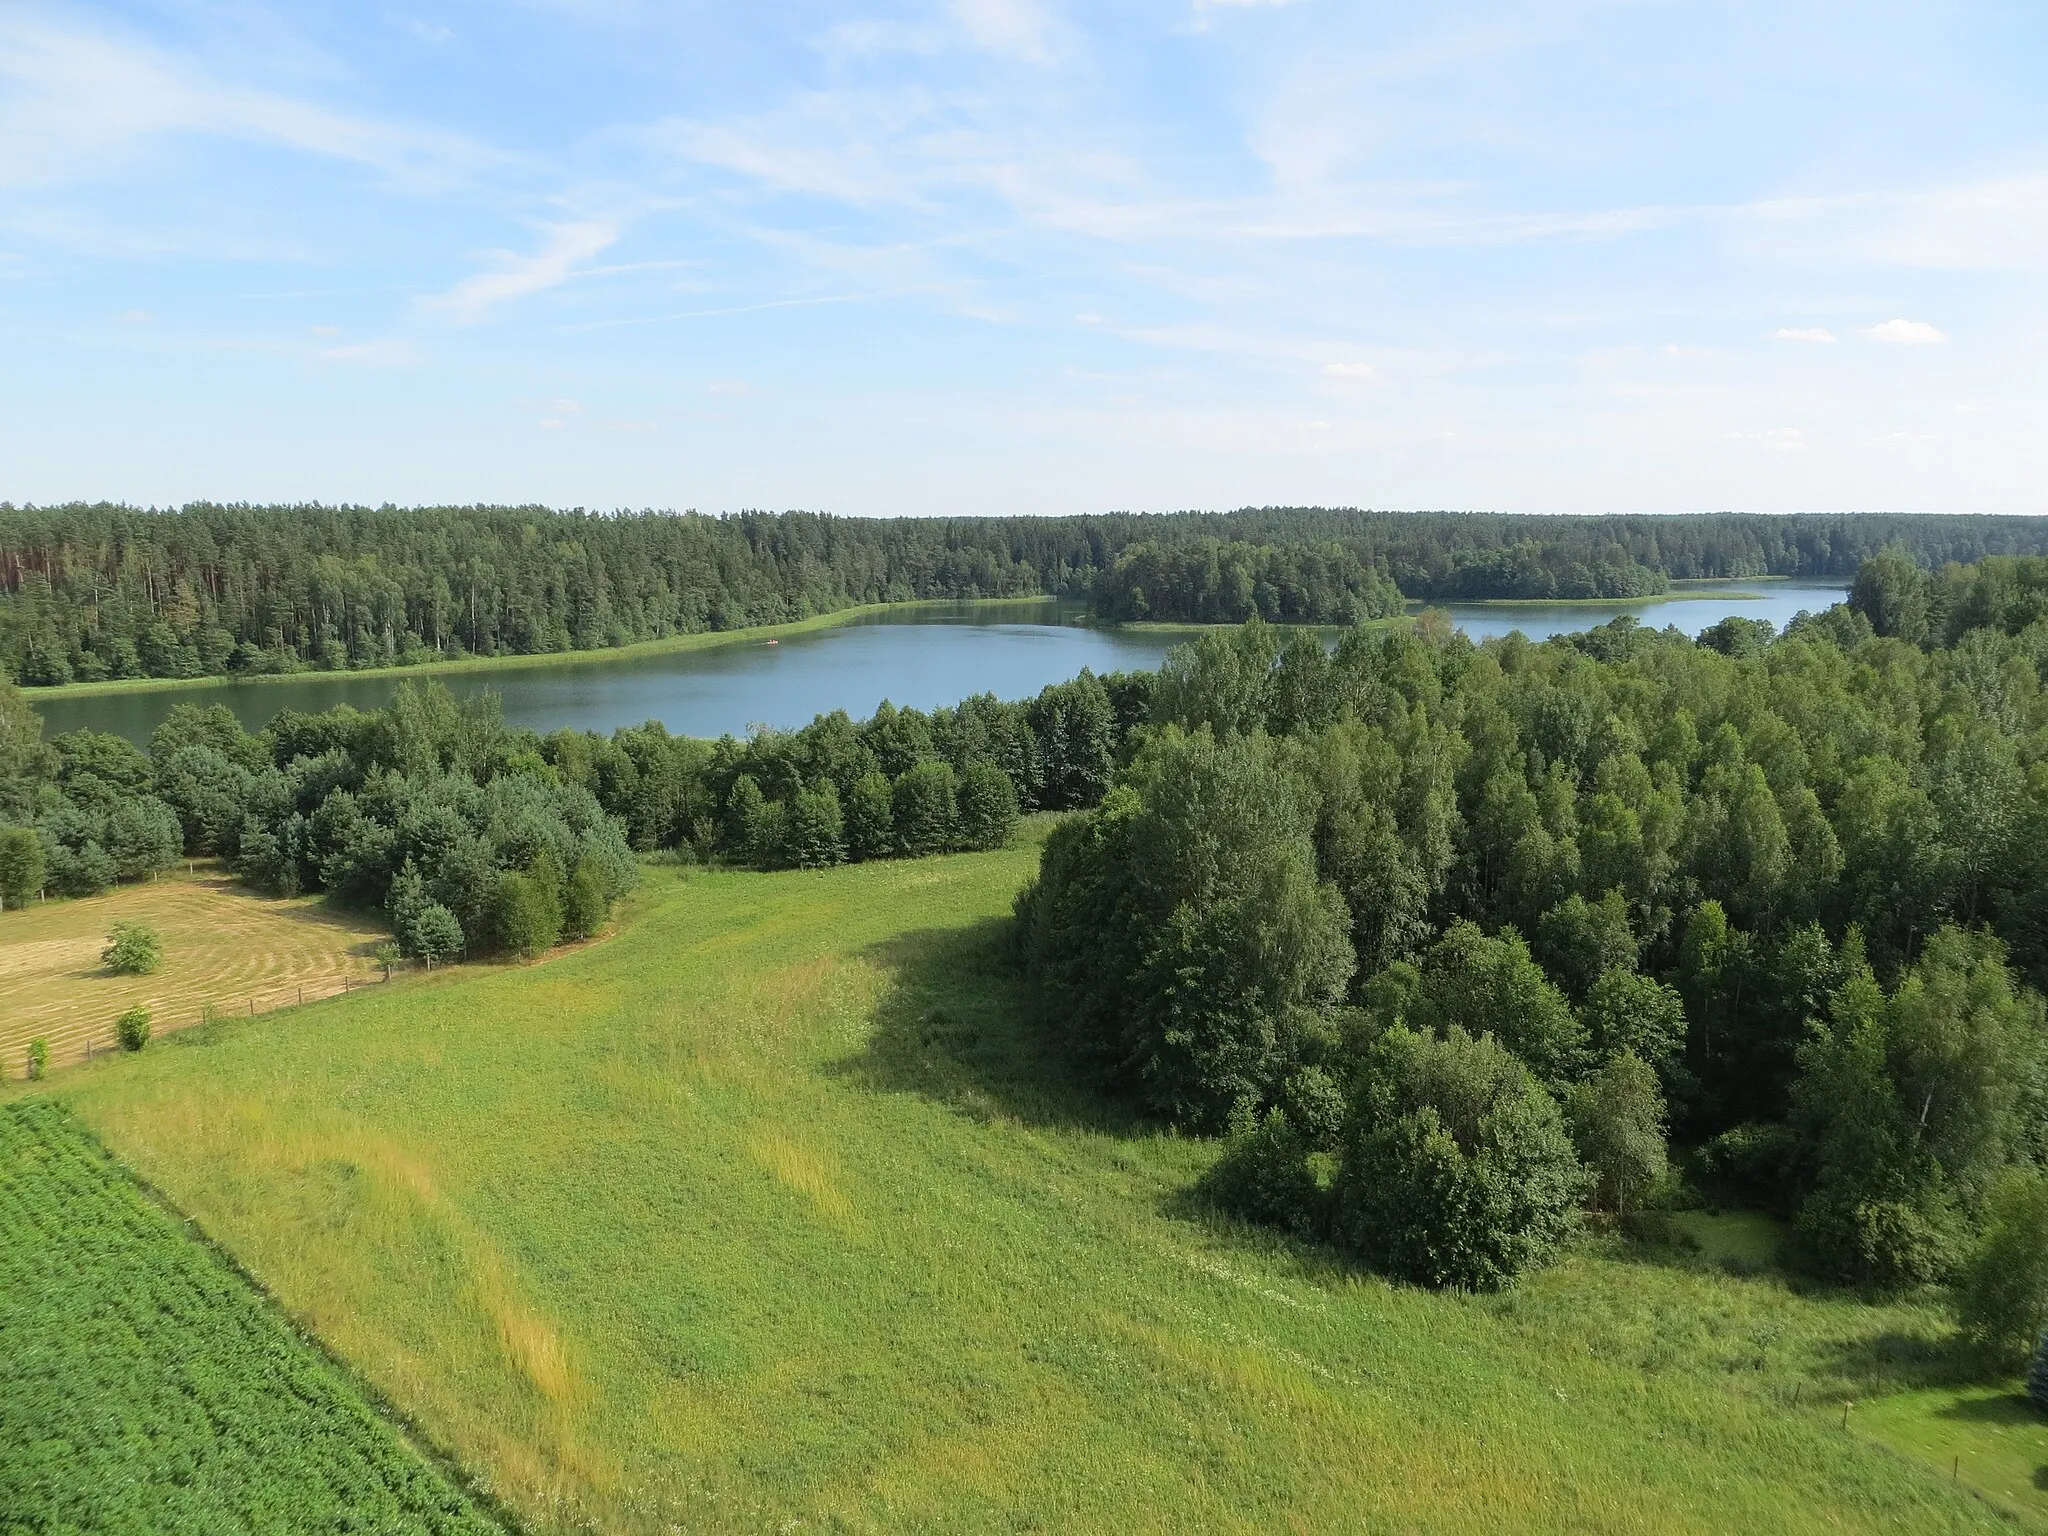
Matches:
[0,1100,502,1535]
[24,835,2041,1533]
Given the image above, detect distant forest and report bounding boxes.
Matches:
[6,502,2048,685]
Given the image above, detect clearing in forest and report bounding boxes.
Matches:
[0,868,389,1079]
[26,841,2048,1534]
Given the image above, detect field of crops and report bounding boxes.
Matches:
[0,1099,502,1534]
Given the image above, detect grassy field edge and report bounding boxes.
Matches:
[88,1101,531,1532]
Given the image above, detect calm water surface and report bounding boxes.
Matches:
[37,583,1846,744]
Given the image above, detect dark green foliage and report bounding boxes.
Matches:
[2030,1332,2048,1410]
[413,903,466,962]
[1533,889,1638,1001]
[955,760,1020,851]
[1565,1052,1668,1215]
[1202,1109,1328,1237]
[845,771,895,861]
[1698,615,1776,657]
[892,760,959,857]
[1791,930,2048,1287]
[1579,969,1688,1081]
[17,504,2037,687]
[1017,728,1353,1129]
[1093,537,1403,623]
[0,1102,501,1534]
[1951,1169,2048,1369]
[1410,921,1589,1090]
[101,921,162,975]
[492,866,564,960]
[1850,546,1933,643]
[115,1005,152,1052]
[1331,1026,1589,1290]
[0,823,43,907]
[1202,1066,1350,1236]
[785,782,847,869]
[0,676,42,780]
[561,857,610,940]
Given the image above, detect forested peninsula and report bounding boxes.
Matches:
[8,503,2048,685]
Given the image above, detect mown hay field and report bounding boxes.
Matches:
[19,834,2047,1533]
[0,867,389,1079]
[0,1099,502,1534]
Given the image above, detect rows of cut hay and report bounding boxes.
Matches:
[0,869,389,1079]
[37,845,2031,1535]
[0,1098,502,1533]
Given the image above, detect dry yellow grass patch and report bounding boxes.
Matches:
[0,869,389,1079]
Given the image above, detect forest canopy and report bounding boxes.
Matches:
[1017,560,2048,1292]
[8,502,2048,684]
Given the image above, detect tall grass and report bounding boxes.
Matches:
[29,835,2028,1533]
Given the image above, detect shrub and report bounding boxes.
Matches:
[492,870,563,959]
[1564,1051,1668,1215]
[101,922,163,975]
[561,856,609,939]
[1332,1025,1589,1290]
[0,824,45,909]
[116,1006,152,1052]
[1202,1109,1326,1237]
[409,901,466,963]
[892,761,959,856]
[25,1038,47,1081]
[1953,1169,2048,1369]
[955,760,1020,851]
[845,772,895,861]
[1201,1068,1348,1238]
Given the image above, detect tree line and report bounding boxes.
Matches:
[1015,561,2048,1342]
[9,503,2048,684]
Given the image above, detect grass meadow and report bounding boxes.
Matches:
[13,825,2044,1533]
[1,866,390,1080]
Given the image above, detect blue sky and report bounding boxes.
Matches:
[2,1,2043,516]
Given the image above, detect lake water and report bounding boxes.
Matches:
[32,582,1846,744]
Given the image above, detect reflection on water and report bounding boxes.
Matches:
[32,583,1847,744]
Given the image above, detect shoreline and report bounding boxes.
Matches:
[17,596,1058,703]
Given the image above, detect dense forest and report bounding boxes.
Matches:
[8,502,2048,683]
[1015,557,2048,1328]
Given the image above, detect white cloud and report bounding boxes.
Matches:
[1773,327,1837,343]
[1865,318,1946,346]
[951,0,1055,60]
[0,13,492,192]
[1322,360,1378,380]
[429,220,621,324]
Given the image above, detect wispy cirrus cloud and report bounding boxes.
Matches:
[427,220,623,324]
[0,10,495,192]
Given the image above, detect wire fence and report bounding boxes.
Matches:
[24,956,449,1079]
